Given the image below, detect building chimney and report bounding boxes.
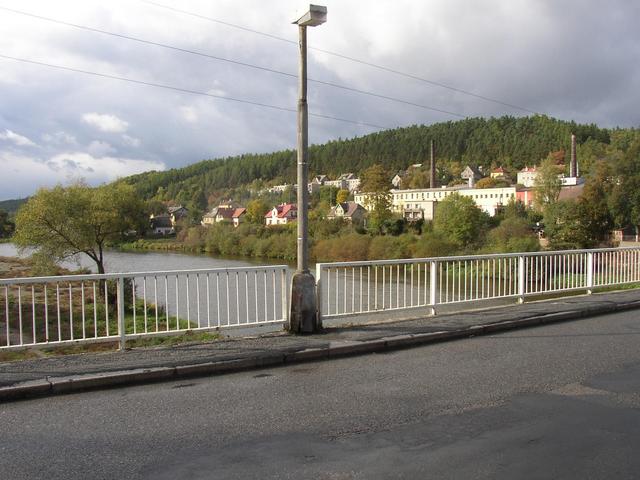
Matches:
[430,140,436,188]
[570,133,577,178]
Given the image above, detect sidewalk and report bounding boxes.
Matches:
[2,289,640,401]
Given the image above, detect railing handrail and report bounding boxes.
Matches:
[0,264,289,285]
[316,246,639,269]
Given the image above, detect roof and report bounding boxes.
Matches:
[520,165,537,173]
[338,173,356,180]
[168,205,187,213]
[329,202,364,218]
[461,165,483,178]
[232,208,246,219]
[265,203,297,218]
[215,207,235,219]
[492,166,505,173]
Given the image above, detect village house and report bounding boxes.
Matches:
[167,205,188,223]
[338,173,361,192]
[517,166,537,187]
[149,204,188,235]
[149,215,174,235]
[461,165,483,187]
[327,201,366,224]
[490,166,506,179]
[265,203,297,226]
[202,204,246,227]
[391,171,406,188]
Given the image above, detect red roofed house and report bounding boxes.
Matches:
[232,208,246,227]
[265,203,297,226]
[202,203,246,228]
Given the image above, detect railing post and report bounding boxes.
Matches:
[587,252,594,294]
[315,263,323,329]
[117,276,126,351]
[430,260,438,315]
[518,255,525,304]
[281,268,289,326]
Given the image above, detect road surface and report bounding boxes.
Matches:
[2,310,640,479]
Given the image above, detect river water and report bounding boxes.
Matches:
[0,243,292,274]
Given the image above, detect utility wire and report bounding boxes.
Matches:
[140,0,540,115]
[0,54,389,130]
[0,6,466,119]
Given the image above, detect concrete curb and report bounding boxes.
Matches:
[1,298,639,402]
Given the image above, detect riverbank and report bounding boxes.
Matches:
[0,255,87,279]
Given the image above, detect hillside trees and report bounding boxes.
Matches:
[246,199,270,224]
[534,155,562,209]
[0,209,14,238]
[609,138,640,230]
[360,164,392,234]
[120,116,614,206]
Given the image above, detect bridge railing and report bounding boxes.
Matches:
[0,265,288,350]
[315,247,640,323]
[3,247,639,351]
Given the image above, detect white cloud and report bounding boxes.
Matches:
[42,131,77,145]
[180,106,199,123]
[82,113,129,133]
[0,129,36,147]
[122,134,141,147]
[0,150,166,200]
[46,152,165,180]
[87,140,116,157]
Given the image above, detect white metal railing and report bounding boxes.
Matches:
[0,265,288,350]
[315,247,640,322]
[3,247,639,350]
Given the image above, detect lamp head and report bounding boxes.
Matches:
[293,4,327,27]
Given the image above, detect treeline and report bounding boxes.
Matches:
[0,198,27,215]
[119,116,625,213]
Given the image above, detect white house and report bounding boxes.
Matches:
[327,201,366,223]
[517,166,537,187]
[265,203,297,226]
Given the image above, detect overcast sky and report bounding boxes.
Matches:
[0,0,638,200]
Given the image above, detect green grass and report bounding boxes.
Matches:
[0,330,222,362]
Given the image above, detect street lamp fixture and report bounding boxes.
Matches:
[293,4,327,27]
[289,5,326,334]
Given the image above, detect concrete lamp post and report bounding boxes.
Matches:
[289,4,326,334]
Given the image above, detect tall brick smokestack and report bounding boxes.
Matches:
[570,133,577,177]
[430,140,436,188]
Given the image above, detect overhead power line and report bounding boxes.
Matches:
[140,0,540,115]
[0,54,389,130]
[0,6,466,119]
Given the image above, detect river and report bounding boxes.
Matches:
[0,243,293,274]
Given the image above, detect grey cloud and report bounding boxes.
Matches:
[0,0,638,201]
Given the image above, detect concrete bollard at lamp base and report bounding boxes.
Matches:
[288,270,318,334]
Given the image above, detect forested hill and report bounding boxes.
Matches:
[0,198,28,215]
[122,115,621,204]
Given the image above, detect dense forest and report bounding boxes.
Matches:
[119,115,626,211]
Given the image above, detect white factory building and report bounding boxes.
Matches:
[355,185,517,221]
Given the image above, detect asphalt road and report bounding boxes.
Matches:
[2,310,640,479]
